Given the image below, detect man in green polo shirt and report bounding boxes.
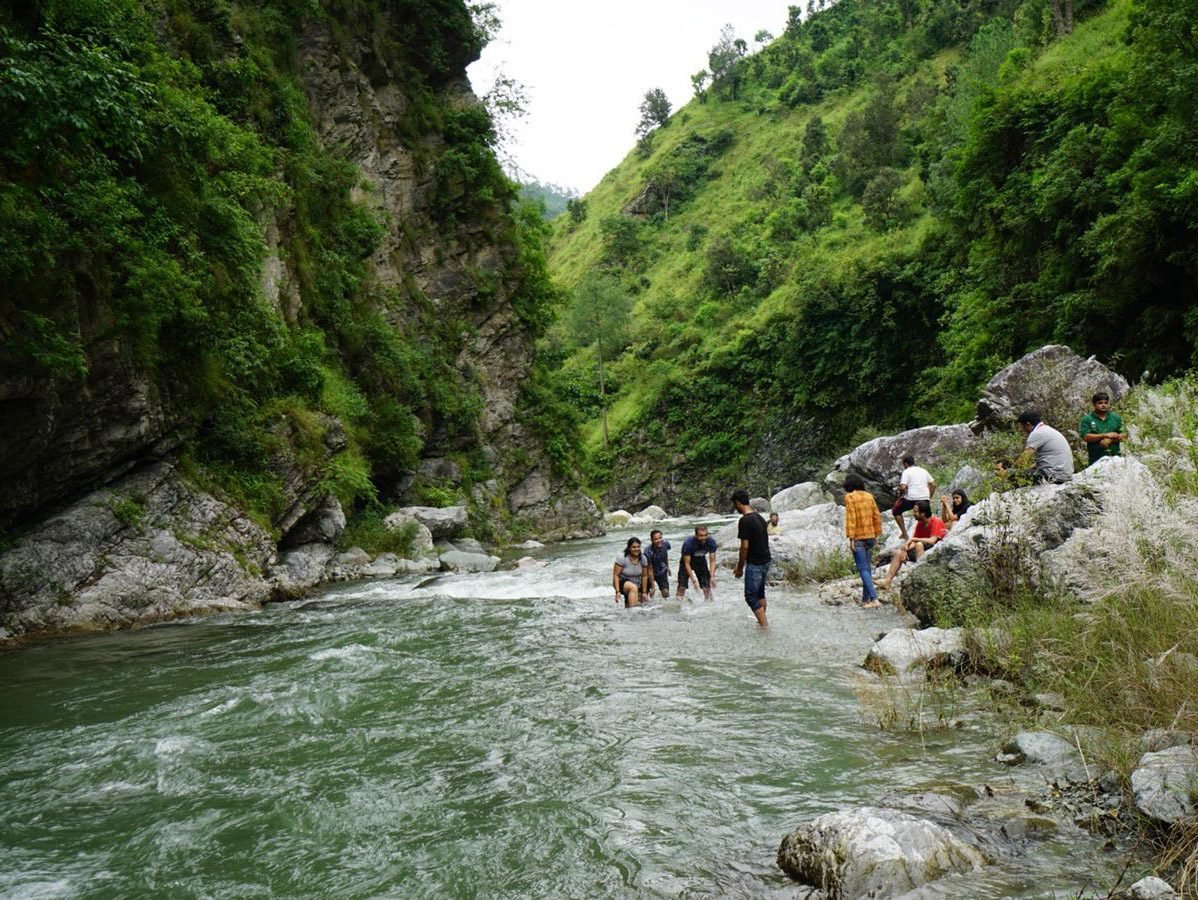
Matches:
[1079,391,1128,466]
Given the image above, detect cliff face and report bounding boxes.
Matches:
[0,1,598,637]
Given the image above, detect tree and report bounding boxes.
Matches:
[801,114,828,172]
[861,167,906,229]
[691,69,710,102]
[708,24,747,98]
[635,88,672,140]
[754,29,775,47]
[565,274,633,447]
[566,197,588,225]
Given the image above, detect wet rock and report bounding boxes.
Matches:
[777,806,986,896]
[823,424,979,507]
[326,547,370,580]
[514,556,545,569]
[605,509,632,527]
[1131,746,1198,824]
[382,513,435,555]
[863,627,966,676]
[632,504,668,522]
[273,543,336,596]
[1000,732,1088,783]
[453,537,487,555]
[1115,876,1179,899]
[771,482,827,512]
[393,505,468,539]
[881,787,978,822]
[516,539,545,549]
[975,344,1129,433]
[439,550,499,573]
[999,815,1058,841]
[359,553,399,577]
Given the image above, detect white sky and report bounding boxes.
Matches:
[467,0,791,193]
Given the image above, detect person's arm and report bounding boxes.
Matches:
[927,477,937,499]
[642,566,651,596]
[708,543,717,585]
[735,538,748,577]
[612,562,622,602]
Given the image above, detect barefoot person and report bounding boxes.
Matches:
[732,489,771,626]
[878,500,946,590]
[613,537,651,607]
[891,455,935,540]
[676,525,717,601]
[644,529,671,600]
[843,475,883,608]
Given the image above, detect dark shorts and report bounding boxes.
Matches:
[743,561,770,610]
[652,571,669,594]
[678,557,711,589]
[892,497,920,515]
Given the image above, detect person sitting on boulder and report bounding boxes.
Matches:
[1017,410,1074,484]
[878,501,946,591]
[939,489,971,530]
[767,512,781,535]
[891,455,935,541]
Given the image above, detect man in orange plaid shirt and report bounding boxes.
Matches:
[843,475,883,608]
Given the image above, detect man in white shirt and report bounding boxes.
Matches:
[1017,411,1074,483]
[891,454,935,540]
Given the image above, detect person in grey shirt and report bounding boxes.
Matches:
[1017,411,1074,483]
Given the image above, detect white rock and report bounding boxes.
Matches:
[635,504,668,521]
[439,550,500,573]
[863,627,965,675]
[770,482,827,512]
[1132,746,1198,824]
[391,505,467,539]
[1119,876,1179,899]
[382,513,435,555]
[605,509,632,527]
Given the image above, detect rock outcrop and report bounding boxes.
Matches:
[1131,746,1198,825]
[0,463,275,636]
[900,456,1192,625]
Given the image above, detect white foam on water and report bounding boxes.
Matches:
[308,643,375,662]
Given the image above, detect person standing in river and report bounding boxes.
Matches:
[613,536,651,607]
[843,475,883,608]
[676,525,717,601]
[643,529,671,600]
[732,489,771,626]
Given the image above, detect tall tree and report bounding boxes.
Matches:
[635,88,672,139]
[565,275,633,447]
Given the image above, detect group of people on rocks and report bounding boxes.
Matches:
[611,393,1127,620]
[612,490,773,626]
[844,391,1128,608]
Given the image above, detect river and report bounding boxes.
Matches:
[0,521,1130,897]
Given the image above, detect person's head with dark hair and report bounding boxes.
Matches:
[951,489,971,515]
[913,499,932,520]
[844,474,865,493]
[1093,391,1110,404]
[649,529,664,549]
[1017,410,1041,427]
[768,512,779,526]
[901,454,915,467]
[624,536,642,558]
[731,489,751,509]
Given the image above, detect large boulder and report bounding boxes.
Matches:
[714,504,865,572]
[392,505,468,539]
[382,513,436,556]
[280,494,346,548]
[975,344,1129,433]
[272,543,337,597]
[771,482,827,512]
[439,550,500,573]
[863,627,966,675]
[1131,746,1198,825]
[777,806,985,895]
[0,463,275,635]
[901,456,1191,625]
[823,424,978,507]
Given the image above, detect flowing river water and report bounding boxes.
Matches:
[1,521,1132,897]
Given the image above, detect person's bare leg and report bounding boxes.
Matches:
[878,549,907,590]
[625,584,641,607]
[893,511,908,540]
[753,603,768,626]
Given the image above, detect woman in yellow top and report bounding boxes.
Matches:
[843,475,883,608]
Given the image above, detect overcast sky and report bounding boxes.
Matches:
[467,0,790,193]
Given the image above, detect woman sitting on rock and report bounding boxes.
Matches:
[613,537,651,607]
[940,489,971,530]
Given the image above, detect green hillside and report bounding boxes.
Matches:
[545,0,1196,506]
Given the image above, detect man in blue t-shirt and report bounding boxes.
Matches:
[676,525,717,601]
[643,529,671,599]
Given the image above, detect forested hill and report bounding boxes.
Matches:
[545,0,1197,511]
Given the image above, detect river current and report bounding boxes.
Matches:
[0,521,1129,897]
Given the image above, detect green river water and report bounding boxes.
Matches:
[0,523,1131,897]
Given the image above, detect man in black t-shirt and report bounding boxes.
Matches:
[732,489,771,626]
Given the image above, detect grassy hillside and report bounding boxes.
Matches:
[544,0,1194,506]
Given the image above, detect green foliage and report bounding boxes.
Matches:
[337,508,420,557]
[635,87,672,139]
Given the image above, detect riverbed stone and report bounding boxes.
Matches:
[714,503,861,574]
[382,513,435,555]
[777,806,986,895]
[1131,746,1198,824]
[1000,732,1088,783]
[605,509,632,527]
[863,627,966,676]
[631,504,668,523]
[1140,730,1192,753]
[362,553,401,577]
[771,482,827,512]
[273,543,336,596]
[439,550,499,573]
[1116,876,1180,899]
[392,505,468,539]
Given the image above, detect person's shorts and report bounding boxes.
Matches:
[891,497,921,515]
[653,571,669,594]
[678,558,711,589]
[743,561,770,610]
